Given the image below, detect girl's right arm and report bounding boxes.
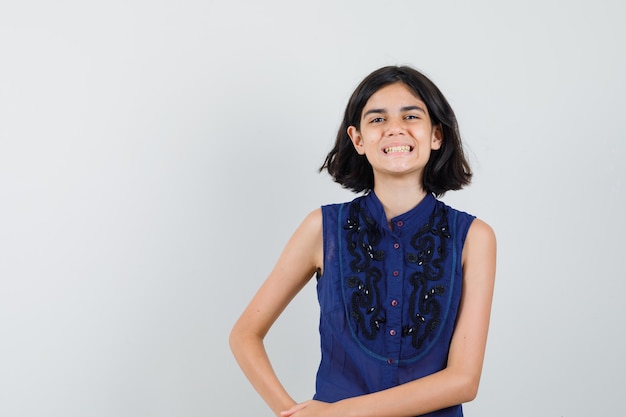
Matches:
[229,208,324,416]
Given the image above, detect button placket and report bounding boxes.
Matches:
[385,226,403,370]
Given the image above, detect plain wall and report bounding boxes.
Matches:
[1,1,625,416]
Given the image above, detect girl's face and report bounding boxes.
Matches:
[347,82,442,184]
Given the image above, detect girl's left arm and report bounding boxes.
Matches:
[281,218,497,417]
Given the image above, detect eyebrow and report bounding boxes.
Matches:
[362,105,426,117]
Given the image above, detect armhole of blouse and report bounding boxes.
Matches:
[317,206,328,280]
[459,214,477,265]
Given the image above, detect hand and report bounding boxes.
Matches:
[280,400,335,417]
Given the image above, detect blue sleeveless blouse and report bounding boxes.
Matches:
[314,192,475,417]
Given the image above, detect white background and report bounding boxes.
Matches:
[1,1,625,416]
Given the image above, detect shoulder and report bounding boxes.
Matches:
[297,208,325,250]
[462,218,497,271]
[301,207,323,232]
[273,208,324,277]
[320,195,366,224]
[300,208,324,273]
[440,200,475,222]
[467,218,496,245]
[290,208,323,247]
[303,198,359,232]
[322,194,365,211]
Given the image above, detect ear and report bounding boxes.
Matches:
[431,124,443,150]
[347,126,366,155]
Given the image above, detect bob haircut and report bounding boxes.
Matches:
[321,65,472,196]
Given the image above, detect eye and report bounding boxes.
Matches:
[370,117,385,123]
[405,114,420,120]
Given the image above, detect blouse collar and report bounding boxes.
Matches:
[363,190,437,235]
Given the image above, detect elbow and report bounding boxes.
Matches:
[229,324,246,356]
[462,384,479,403]
[228,328,237,353]
[229,321,246,356]
[457,374,481,403]
[229,322,262,358]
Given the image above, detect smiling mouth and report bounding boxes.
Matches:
[383,145,412,154]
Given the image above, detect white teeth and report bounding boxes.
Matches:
[384,145,411,154]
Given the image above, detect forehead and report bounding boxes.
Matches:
[363,82,426,111]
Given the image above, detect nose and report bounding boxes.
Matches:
[385,118,405,136]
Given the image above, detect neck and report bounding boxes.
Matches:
[372,176,428,221]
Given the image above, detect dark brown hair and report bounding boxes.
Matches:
[320,65,472,196]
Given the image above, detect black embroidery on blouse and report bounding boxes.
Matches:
[344,202,386,340]
[403,204,451,349]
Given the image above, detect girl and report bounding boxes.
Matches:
[230,66,496,417]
